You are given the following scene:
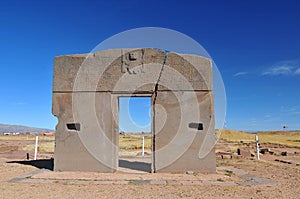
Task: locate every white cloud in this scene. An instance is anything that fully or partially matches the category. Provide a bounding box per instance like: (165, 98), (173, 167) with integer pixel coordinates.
(262, 60), (300, 76)
(262, 65), (294, 76)
(233, 71), (248, 77)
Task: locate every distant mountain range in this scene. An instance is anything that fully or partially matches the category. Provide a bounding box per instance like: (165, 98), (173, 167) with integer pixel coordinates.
(0, 123), (54, 134)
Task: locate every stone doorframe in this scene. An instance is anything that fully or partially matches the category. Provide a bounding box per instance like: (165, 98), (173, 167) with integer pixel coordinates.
(114, 93), (154, 172)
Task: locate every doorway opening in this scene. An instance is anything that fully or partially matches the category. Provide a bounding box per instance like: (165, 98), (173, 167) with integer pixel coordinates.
(118, 96), (152, 173)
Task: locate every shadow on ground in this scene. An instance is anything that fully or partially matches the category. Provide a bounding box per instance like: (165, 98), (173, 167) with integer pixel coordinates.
(119, 159), (151, 172)
(7, 159), (54, 170)
(7, 159), (151, 172)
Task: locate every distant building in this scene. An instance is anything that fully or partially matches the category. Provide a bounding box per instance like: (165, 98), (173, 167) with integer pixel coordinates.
(39, 132), (55, 136)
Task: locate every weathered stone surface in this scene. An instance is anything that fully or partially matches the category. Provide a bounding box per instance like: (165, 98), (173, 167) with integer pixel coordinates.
(53, 48), (215, 173)
(53, 48), (212, 92)
(53, 55), (86, 92)
(160, 53), (212, 91)
(53, 92), (117, 172)
(237, 148), (251, 157)
(154, 91), (216, 173)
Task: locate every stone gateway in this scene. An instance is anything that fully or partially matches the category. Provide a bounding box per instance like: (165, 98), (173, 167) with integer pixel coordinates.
(52, 48), (216, 173)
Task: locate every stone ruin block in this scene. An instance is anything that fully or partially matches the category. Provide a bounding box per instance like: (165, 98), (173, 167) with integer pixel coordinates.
(52, 48), (216, 173)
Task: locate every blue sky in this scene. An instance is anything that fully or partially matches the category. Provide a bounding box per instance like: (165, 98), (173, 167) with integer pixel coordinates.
(119, 97), (151, 133)
(0, 0), (300, 131)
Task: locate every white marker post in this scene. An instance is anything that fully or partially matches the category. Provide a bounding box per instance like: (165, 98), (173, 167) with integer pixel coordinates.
(256, 134), (260, 160)
(34, 135), (39, 160)
(142, 136), (145, 157)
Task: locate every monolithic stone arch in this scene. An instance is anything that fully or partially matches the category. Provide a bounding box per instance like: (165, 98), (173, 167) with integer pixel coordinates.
(52, 48), (216, 173)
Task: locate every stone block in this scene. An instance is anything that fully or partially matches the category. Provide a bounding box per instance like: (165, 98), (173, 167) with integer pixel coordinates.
(53, 48), (216, 173)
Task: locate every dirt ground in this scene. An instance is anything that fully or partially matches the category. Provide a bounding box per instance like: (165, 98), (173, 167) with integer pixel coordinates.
(0, 137), (299, 198)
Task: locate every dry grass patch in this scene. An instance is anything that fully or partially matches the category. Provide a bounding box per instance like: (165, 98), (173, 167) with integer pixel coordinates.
(119, 134), (151, 150)
(0, 145), (18, 153)
(0, 135), (54, 141)
(218, 129), (255, 143)
(258, 131), (300, 148)
(218, 129), (300, 148)
(22, 141), (55, 153)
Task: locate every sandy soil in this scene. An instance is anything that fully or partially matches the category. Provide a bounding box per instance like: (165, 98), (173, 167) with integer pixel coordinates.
(0, 139), (299, 199)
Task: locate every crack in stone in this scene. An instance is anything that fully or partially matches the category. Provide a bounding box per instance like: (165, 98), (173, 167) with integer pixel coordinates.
(152, 50), (168, 173)
(153, 50), (168, 103)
